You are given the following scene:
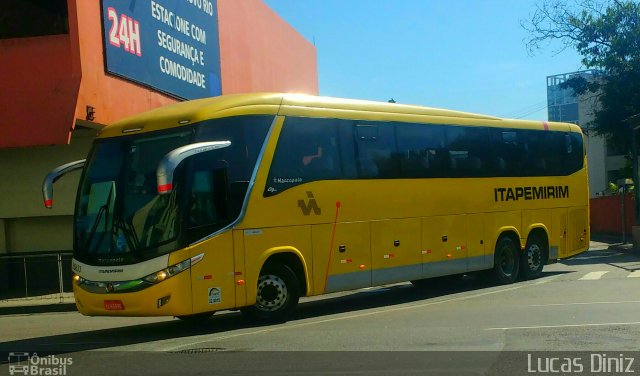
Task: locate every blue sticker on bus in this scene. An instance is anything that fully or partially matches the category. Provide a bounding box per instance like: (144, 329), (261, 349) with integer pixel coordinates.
(101, 0), (221, 100)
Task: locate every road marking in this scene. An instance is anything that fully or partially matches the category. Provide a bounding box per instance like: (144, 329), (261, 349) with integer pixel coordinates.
(166, 283), (529, 352)
(579, 271), (608, 280)
(628, 272), (640, 278)
(525, 300), (640, 307)
(487, 321), (640, 331)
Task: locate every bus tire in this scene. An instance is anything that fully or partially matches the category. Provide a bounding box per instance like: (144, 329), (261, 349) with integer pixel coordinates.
(520, 234), (545, 280)
(493, 236), (520, 284)
(241, 263), (300, 323)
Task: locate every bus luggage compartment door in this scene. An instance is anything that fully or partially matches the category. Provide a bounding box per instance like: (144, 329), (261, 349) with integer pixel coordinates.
(421, 215), (468, 278)
(371, 218), (422, 285)
(313, 221), (371, 294)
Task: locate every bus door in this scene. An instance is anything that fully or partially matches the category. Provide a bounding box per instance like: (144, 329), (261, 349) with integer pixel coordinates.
(422, 215), (468, 278)
(185, 166), (237, 313)
(189, 232), (237, 313)
(370, 218), (422, 285)
(312, 221), (371, 294)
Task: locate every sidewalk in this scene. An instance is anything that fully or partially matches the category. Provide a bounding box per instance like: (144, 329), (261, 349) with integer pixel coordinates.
(591, 233), (636, 253)
(0, 293), (76, 315)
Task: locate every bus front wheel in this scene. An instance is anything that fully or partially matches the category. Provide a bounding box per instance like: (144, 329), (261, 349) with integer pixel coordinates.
(241, 263), (300, 323)
(493, 237), (520, 284)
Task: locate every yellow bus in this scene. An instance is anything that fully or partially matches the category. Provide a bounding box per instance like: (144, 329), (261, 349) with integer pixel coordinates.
(43, 93), (589, 321)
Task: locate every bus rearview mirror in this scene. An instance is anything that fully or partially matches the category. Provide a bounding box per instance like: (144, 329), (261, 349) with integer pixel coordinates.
(42, 159), (86, 208)
(156, 141), (231, 195)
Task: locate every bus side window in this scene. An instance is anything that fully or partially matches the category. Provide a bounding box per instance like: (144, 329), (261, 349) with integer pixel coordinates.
(568, 132), (585, 173)
(395, 123), (445, 178)
(445, 125), (488, 177)
(355, 124), (398, 178)
(265, 117), (356, 196)
(189, 170), (217, 226)
(496, 130), (519, 177)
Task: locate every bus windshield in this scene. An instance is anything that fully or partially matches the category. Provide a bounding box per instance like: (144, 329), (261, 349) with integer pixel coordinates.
(74, 130), (193, 264)
(73, 115), (273, 265)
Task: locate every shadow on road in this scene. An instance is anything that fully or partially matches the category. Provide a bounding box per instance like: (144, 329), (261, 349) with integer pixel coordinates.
(560, 246), (640, 271)
(3, 244), (637, 357)
(0, 271), (568, 358)
(6, 242), (637, 357)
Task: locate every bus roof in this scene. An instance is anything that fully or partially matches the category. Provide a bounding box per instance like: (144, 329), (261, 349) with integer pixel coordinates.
(98, 93), (580, 138)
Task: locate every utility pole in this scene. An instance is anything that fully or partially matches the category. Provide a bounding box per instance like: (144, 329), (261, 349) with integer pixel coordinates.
(627, 113), (640, 226)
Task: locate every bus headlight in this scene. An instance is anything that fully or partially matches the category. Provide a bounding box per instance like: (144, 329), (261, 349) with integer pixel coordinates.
(143, 254), (203, 284)
(72, 273), (86, 284)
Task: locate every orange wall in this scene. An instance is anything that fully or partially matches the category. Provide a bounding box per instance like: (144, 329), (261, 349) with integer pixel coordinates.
(1, 0), (317, 148)
(218, 0), (318, 95)
(73, 1), (176, 127)
(0, 33), (80, 148)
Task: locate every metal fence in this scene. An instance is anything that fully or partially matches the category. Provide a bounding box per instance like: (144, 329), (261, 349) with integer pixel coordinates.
(0, 252), (73, 300)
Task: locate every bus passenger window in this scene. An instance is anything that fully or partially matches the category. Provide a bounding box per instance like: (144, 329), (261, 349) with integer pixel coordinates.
(265, 117), (355, 196)
(355, 123), (398, 178)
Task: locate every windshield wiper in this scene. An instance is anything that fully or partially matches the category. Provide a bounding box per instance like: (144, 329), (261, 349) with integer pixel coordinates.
(113, 216), (139, 252)
(84, 184), (114, 253)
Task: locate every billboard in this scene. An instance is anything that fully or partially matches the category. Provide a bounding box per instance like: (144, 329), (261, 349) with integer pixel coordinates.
(101, 0), (221, 100)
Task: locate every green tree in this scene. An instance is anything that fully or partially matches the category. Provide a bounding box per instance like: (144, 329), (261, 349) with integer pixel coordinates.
(522, 0), (640, 152)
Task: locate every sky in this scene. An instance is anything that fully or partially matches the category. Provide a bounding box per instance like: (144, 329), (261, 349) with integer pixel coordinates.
(262, 0), (585, 121)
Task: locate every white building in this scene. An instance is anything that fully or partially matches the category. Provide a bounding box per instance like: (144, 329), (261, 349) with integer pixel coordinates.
(546, 71), (626, 197)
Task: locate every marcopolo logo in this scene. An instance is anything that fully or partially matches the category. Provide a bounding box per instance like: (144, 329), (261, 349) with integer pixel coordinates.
(297, 191), (321, 216)
(7, 352), (73, 375)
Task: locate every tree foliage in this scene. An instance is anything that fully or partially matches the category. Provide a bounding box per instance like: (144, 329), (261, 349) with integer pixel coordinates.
(523, 0), (640, 152)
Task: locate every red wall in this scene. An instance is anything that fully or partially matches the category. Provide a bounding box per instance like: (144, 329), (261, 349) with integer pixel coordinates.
(0, 0), (318, 148)
(590, 193), (635, 235)
(72, 1), (177, 129)
(0, 33), (80, 148)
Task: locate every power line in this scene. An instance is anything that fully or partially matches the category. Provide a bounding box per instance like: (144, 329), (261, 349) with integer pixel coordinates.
(514, 104), (549, 119)
(505, 103), (546, 118)
(504, 100), (548, 119)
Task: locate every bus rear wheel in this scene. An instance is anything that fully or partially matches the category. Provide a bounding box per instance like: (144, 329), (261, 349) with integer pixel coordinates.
(520, 234), (546, 280)
(493, 236), (520, 284)
(241, 263), (300, 323)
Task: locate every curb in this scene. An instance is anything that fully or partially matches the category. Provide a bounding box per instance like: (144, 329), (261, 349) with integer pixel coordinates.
(0, 294), (77, 315)
(0, 302), (77, 316)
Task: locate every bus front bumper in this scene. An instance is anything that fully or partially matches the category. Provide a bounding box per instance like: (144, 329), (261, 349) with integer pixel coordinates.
(73, 271), (193, 317)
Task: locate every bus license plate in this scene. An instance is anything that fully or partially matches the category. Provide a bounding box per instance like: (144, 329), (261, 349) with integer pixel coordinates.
(104, 300), (124, 310)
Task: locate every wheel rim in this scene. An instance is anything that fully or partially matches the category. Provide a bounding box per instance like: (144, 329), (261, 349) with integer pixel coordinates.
(256, 274), (288, 312)
(527, 244), (542, 271)
(499, 245), (516, 276)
